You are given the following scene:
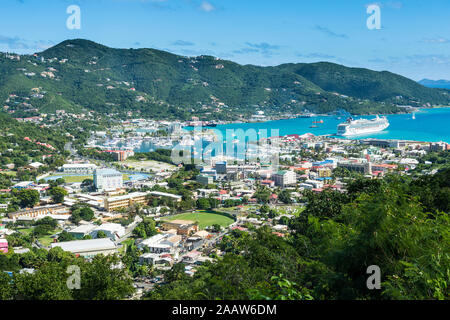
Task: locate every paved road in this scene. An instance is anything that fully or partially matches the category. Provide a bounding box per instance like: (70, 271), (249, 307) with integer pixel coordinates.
(64, 142), (77, 157)
(115, 216), (143, 244)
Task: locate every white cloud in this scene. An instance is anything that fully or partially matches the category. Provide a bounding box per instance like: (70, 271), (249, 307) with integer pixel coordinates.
(424, 37), (449, 44)
(200, 1), (215, 12)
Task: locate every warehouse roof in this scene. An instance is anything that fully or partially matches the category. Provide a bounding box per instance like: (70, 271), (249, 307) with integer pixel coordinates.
(50, 238), (116, 253)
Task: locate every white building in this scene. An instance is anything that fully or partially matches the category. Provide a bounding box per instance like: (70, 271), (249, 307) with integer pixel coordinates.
(93, 168), (123, 191)
(272, 170), (297, 187)
(50, 238), (117, 258)
(62, 163), (97, 174)
(138, 233), (181, 254)
(90, 223), (126, 241)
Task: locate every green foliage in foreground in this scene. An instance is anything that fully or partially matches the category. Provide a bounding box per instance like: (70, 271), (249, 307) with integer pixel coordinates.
(146, 169), (450, 300)
(0, 248), (134, 300)
(0, 169), (448, 301)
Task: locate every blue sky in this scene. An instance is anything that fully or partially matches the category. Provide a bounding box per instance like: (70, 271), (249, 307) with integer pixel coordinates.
(1, 0), (449, 80)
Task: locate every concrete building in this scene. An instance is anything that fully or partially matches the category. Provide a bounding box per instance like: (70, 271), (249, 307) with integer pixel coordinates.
(196, 174), (214, 186)
(62, 163), (97, 174)
(90, 223), (126, 241)
(318, 167), (332, 177)
(214, 161), (227, 174)
(161, 220), (198, 236)
(429, 142), (448, 152)
(104, 192), (148, 212)
(338, 161), (372, 174)
(50, 238), (117, 258)
(139, 233), (182, 254)
(272, 170), (297, 187)
(8, 205), (69, 220)
(68, 224), (96, 239)
(94, 168), (123, 191)
(103, 150), (134, 162)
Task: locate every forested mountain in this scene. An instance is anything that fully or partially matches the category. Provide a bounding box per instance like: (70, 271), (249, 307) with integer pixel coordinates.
(1, 39), (449, 120)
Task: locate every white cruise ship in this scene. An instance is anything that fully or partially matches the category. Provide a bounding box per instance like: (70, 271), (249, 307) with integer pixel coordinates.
(337, 115), (389, 136)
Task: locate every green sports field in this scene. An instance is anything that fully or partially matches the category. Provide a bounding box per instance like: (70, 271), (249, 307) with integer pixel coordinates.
(163, 211), (235, 229)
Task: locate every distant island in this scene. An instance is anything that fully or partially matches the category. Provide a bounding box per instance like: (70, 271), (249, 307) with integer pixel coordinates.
(418, 79), (450, 90)
(1, 39), (450, 121)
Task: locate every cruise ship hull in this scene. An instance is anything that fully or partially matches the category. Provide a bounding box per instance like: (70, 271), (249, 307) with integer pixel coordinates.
(337, 116), (389, 136)
(339, 123), (389, 136)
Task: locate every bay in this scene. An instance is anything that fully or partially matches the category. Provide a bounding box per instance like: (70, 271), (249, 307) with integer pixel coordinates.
(212, 107), (450, 143)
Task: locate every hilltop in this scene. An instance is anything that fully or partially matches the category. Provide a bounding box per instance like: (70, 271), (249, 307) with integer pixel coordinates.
(1, 39), (449, 120)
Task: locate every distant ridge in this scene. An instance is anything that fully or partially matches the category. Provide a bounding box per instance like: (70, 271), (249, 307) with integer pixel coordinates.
(418, 79), (450, 90)
(1, 39), (449, 120)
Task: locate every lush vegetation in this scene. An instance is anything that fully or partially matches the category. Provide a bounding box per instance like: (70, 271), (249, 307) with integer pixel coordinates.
(0, 247), (134, 300)
(147, 169), (450, 300)
(2, 39), (449, 121)
(163, 211), (235, 229)
(129, 149), (174, 165)
(0, 112), (68, 188)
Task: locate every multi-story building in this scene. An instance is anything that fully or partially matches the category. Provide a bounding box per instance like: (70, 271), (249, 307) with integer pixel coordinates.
(214, 161), (227, 174)
(196, 174), (214, 186)
(104, 192), (148, 212)
(429, 142), (448, 152)
(8, 205), (69, 220)
(318, 167), (332, 177)
(337, 161), (372, 174)
(94, 168), (123, 191)
(103, 150), (134, 162)
(272, 170), (297, 188)
(139, 233), (182, 254)
(62, 163), (97, 174)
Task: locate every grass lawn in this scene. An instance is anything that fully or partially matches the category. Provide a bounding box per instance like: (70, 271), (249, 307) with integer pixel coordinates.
(121, 238), (135, 247)
(163, 210), (235, 230)
(18, 227), (59, 246)
(39, 235), (55, 246)
(119, 239), (135, 255)
(18, 227), (33, 235)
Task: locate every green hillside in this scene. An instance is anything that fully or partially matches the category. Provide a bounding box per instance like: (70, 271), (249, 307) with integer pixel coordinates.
(1, 39), (449, 120)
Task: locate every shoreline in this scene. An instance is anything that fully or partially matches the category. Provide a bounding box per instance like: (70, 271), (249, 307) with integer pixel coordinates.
(181, 106), (450, 144)
(192, 106), (450, 127)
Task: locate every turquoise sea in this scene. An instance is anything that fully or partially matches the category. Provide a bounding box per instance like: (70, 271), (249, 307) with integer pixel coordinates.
(211, 107), (450, 143)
